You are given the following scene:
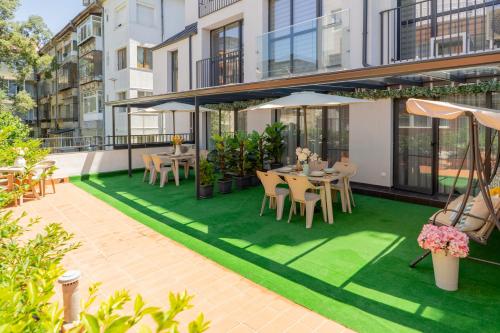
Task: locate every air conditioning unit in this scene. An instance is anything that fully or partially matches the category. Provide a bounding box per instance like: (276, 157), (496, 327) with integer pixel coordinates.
(82, 0), (96, 6)
(486, 9), (500, 48)
(430, 33), (467, 57)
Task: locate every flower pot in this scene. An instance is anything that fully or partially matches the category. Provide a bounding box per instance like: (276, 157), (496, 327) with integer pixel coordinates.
(234, 176), (250, 190)
(199, 184), (214, 198)
(302, 163), (310, 175)
(250, 175), (260, 187)
(174, 145), (182, 156)
(13, 156), (26, 168)
(432, 250), (459, 291)
(218, 178), (233, 194)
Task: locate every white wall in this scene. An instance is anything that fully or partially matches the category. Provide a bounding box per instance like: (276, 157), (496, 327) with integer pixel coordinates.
(48, 146), (168, 178)
(349, 98), (393, 187)
(246, 109), (272, 134)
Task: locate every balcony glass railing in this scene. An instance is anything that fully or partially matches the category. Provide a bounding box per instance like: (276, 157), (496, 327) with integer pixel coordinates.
(380, 0), (500, 64)
(257, 10), (350, 80)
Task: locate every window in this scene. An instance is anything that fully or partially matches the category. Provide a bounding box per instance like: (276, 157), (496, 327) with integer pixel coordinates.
(137, 90), (153, 97)
(115, 5), (126, 29)
(82, 91), (103, 117)
(117, 47), (127, 70)
(116, 91), (127, 100)
(137, 47), (152, 69)
(268, 0), (319, 76)
(136, 3), (154, 26)
(170, 50), (178, 92)
(77, 15), (102, 45)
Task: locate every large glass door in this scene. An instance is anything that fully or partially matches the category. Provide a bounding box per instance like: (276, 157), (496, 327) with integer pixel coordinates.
(393, 99), (435, 194)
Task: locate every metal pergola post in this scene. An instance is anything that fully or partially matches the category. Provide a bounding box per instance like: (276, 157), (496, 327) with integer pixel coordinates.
(195, 97), (201, 199)
(112, 106), (116, 148)
(127, 104), (132, 177)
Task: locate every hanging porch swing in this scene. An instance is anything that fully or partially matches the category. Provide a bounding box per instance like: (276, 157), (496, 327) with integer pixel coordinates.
(406, 98), (500, 267)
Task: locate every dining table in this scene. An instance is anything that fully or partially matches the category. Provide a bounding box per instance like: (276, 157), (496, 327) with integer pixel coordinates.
(157, 152), (194, 186)
(269, 166), (348, 224)
(0, 166), (25, 175)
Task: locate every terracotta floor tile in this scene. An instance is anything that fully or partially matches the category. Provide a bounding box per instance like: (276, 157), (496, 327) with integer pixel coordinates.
(9, 183), (353, 333)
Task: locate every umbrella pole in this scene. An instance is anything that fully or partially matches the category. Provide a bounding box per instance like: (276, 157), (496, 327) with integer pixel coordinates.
(127, 104), (132, 178)
(172, 111), (176, 135)
(302, 106), (308, 147)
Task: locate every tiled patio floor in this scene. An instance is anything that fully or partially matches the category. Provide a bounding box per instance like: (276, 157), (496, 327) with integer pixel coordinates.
(11, 183), (353, 333)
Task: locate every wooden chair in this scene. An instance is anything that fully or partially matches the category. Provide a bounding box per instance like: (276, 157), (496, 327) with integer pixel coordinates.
(151, 155), (173, 188)
(0, 173), (17, 206)
(142, 154), (153, 183)
(257, 171), (289, 220)
(331, 161), (358, 213)
(285, 175), (327, 228)
(310, 160), (328, 172)
(36, 160), (56, 195)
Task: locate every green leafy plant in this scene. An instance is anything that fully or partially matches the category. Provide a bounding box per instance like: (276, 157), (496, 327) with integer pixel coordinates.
(230, 131), (248, 177)
(264, 122), (287, 165)
(199, 158), (215, 186)
(212, 134), (232, 180)
(245, 131), (265, 175)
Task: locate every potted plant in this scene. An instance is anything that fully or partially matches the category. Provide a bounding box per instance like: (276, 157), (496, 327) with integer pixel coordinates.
(199, 158), (215, 198)
(295, 147), (319, 175)
(417, 224), (469, 291)
(231, 131), (250, 190)
(264, 122), (286, 170)
(246, 131), (264, 186)
(213, 134), (232, 194)
(172, 135), (183, 155)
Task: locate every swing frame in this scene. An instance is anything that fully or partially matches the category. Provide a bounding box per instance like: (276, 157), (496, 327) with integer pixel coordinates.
(410, 113), (500, 268)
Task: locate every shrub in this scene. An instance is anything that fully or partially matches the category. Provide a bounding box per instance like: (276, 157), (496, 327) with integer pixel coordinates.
(199, 158), (215, 186)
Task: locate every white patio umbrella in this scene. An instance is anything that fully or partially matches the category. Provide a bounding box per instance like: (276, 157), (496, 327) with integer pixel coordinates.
(130, 101), (213, 134)
(407, 98), (500, 131)
(245, 91), (371, 145)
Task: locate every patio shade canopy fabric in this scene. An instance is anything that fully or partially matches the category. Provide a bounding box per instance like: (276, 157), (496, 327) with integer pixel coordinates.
(129, 101), (213, 115)
(245, 91), (371, 110)
(407, 98), (500, 131)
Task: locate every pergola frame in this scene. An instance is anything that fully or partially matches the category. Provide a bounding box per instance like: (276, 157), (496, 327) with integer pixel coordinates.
(107, 52), (500, 199)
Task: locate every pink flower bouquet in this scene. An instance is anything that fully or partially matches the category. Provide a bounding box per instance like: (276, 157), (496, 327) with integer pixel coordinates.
(417, 224), (469, 258)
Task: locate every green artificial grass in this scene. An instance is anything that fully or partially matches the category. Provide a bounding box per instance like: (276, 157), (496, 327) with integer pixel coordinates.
(72, 171), (500, 333)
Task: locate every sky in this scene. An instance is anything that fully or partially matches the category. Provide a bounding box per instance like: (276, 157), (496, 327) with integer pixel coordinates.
(14, 0), (85, 35)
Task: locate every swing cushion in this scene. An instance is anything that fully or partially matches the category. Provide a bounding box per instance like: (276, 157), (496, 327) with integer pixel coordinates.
(458, 194), (500, 232)
(431, 195), (467, 225)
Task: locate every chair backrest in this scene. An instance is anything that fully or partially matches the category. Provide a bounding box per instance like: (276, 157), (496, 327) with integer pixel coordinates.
(310, 160), (328, 172)
(150, 155), (163, 172)
(257, 171), (285, 196)
(0, 173), (14, 191)
(142, 154), (152, 170)
(333, 161), (358, 177)
(284, 175), (314, 203)
(200, 149), (209, 159)
(180, 145), (190, 153)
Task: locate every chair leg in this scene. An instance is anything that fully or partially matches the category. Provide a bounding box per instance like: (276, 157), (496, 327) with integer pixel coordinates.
(50, 178), (56, 194)
(338, 189), (347, 213)
(160, 172), (166, 188)
(300, 203), (305, 216)
(349, 186), (356, 208)
(260, 195), (267, 216)
(287, 201), (295, 223)
(184, 162), (189, 179)
(31, 184), (40, 199)
(320, 189), (327, 222)
(305, 201), (316, 228)
(143, 169), (148, 182)
(276, 195), (285, 221)
(151, 172), (157, 185)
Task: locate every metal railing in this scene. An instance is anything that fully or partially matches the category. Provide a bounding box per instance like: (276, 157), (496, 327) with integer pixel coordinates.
(196, 50), (243, 88)
(256, 10), (351, 80)
(380, 0), (500, 64)
(198, 0), (241, 18)
(39, 133), (194, 153)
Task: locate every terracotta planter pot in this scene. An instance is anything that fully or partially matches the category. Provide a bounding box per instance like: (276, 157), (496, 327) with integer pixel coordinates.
(432, 250), (459, 291)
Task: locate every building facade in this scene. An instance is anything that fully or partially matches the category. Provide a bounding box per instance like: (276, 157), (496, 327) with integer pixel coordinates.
(146, 0), (499, 196)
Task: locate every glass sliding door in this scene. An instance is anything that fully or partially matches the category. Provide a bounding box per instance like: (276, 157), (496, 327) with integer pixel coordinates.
(327, 105), (349, 164)
(210, 21), (243, 86)
(299, 107), (323, 156)
(393, 99), (434, 194)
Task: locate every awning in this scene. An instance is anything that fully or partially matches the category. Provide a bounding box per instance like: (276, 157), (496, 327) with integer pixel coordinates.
(406, 98), (500, 131)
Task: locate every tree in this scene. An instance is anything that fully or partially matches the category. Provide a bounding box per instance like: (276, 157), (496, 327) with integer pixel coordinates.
(0, 0), (52, 113)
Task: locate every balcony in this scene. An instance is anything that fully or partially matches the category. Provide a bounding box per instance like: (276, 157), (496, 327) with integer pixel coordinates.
(256, 10), (350, 80)
(77, 15), (102, 46)
(196, 50), (243, 88)
(57, 62), (78, 91)
(198, 0), (241, 18)
(79, 50), (103, 85)
(380, 0), (500, 64)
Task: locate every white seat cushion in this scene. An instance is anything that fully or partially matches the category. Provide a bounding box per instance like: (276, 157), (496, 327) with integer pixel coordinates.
(458, 194), (500, 232)
(304, 192), (320, 202)
(275, 188), (289, 196)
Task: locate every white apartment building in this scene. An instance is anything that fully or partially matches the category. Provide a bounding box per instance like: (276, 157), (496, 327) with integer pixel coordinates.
(130, 0), (498, 197)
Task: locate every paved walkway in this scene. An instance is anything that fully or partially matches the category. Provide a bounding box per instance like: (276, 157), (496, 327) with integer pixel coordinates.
(12, 183), (354, 333)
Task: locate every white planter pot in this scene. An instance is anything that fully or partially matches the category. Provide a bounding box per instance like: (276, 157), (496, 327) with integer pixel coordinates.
(432, 250), (459, 291)
(13, 156), (26, 168)
(175, 145), (182, 156)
